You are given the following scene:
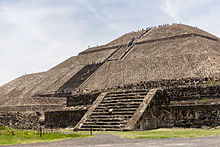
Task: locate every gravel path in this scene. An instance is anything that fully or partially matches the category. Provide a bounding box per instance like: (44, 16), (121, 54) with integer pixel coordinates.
(1, 134), (220, 147)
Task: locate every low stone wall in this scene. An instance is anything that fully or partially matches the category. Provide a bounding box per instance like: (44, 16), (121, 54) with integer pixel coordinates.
(67, 93), (100, 107)
(88, 77), (219, 93)
(158, 105), (220, 128)
(164, 84), (220, 101)
(123, 77), (218, 90)
(135, 84), (220, 130)
(0, 112), (41, 130)
(44, 110), (87, 128)
(135, 104), (220, 130)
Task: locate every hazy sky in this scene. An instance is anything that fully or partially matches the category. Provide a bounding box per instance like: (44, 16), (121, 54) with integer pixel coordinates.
(0, 0), (220, 86)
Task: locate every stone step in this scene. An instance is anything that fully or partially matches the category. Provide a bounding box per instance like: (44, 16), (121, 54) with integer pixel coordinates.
(94, 108), (137, 112)
(98, 101), (141, 106)
(97, 105), (139, 109)
(92, 111), (135, 115)
(90, 115), (132, 119)
(105, 94), (145, 98)
(81, 124), (123, 129)
(108, 90), (147, 95)
(91, 114), (134, 117)
(87, 117), (128, 121)
(106, 93), (147, 97)
(86, 118), (129, 123)
(104, 95), (145, 100)
(101, 99), (144, 103)
(74, 89), (152, 131)
(77, 128), (129, 131)
(83, 121), (127, 125)
(107, 92), (147, 95)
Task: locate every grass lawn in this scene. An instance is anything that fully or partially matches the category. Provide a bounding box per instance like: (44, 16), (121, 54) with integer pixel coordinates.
(0, 126), (91, 145)
(72, 128), (220, 139)
(2, 127), (220, 145)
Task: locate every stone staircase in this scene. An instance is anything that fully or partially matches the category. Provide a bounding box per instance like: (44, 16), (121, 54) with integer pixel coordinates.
(63, 29), (153, 91)
(74, 89), (158, 131)
(110, 28), (152, 61)
(58, 62), (103, 91)
(77, 46), (123, 89)
(110, 45), (133, 61)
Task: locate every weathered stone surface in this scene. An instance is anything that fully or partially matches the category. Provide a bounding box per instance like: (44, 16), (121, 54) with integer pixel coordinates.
(67, 93), (100, 107)
(134, 84), (220, 130)
(0, 112), (41, 130)
(1, 24), (220, 130)
(81, 53), (220, 90)
(44, 110), (87, 128)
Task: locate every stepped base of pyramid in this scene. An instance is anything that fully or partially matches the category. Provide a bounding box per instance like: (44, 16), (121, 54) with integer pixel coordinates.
(74, 89), (158, 131)
(1, 78), (220, 130)
(72, 80), (220, 131)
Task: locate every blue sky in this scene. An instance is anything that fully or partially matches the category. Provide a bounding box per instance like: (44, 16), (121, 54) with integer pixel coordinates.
(0, 0), (220, 86)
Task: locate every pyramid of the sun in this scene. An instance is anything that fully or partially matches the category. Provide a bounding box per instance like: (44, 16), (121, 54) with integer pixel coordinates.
(0, 23), (220, 108)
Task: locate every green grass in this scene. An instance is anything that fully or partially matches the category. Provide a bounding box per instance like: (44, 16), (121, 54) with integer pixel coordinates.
(72, 128), (220, 139)
(3, 127), (220, 145)
(0, 128), (91, 145)
(0, 126), (11, 131)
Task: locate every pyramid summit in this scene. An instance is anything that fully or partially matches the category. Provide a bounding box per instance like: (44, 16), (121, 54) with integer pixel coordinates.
(0, 23), (220, 130)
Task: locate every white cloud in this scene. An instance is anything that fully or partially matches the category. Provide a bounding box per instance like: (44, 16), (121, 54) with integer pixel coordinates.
(160, 0), (220, 37)
(160, 0), (181, 21)
(160, 0), (212, 22)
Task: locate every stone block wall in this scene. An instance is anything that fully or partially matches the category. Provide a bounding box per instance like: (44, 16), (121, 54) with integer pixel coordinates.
(135, 84), (220, 130)
(164, 85), (220, 101)
(135, 104), (220, 130)
(158, 105), (220, 128)
(0, 112), (41, 130)
(67, 93), (100, 107)
(44, 110), (87, 128)
(120, 77), (218, 90)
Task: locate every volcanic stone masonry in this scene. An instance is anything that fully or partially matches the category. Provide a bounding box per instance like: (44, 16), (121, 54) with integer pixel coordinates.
(1, 23), (220, 130)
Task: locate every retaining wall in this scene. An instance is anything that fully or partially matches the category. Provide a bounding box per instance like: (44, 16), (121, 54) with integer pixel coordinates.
(44, 110), (87, 128)
(0, 112), (41, 130)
